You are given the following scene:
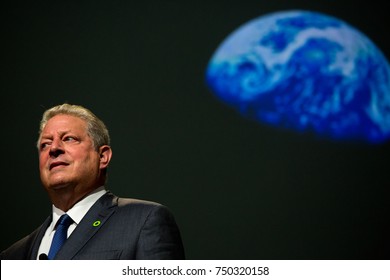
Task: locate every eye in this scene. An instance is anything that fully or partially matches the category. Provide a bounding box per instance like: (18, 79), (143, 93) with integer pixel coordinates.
(64, 136), (77, 142)
(40, 141), (51, 150)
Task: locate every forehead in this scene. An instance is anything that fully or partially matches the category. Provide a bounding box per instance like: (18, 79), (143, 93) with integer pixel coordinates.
(41, 114), (87, 135)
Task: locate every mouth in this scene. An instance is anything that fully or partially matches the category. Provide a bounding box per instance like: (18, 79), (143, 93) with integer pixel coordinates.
(49, 162), (69, 170)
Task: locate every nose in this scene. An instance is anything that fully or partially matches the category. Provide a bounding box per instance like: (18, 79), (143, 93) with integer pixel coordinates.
(49, 139), (65, 158)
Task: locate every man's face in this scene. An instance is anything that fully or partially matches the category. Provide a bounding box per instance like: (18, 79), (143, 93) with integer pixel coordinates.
(39, 114), (102, 193)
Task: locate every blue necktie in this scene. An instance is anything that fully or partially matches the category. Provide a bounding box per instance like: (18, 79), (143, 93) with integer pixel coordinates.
(48, 214), (73, 259)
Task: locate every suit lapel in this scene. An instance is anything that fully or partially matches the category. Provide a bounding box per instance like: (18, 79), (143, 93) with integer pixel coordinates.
(29, 216), (52, 259)
(55, 192), (118, 259)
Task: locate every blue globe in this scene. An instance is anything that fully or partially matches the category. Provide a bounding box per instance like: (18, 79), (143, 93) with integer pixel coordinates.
(206, 10), (390, 143)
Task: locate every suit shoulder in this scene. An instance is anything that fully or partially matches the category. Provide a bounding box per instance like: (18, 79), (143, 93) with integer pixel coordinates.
(115, 197), (175, 218)
(117, 197), (162, 208)
(1, 232), (35, 260)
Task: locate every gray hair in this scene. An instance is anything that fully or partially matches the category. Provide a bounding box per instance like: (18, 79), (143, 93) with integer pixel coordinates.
(37, 103), (110, 150)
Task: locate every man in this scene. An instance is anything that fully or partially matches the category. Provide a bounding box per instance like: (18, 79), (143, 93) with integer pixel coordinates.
(0, 103), (185, 259)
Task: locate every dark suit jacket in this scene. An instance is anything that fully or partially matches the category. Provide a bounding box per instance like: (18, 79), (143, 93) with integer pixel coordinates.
(0, 192), (185, 259)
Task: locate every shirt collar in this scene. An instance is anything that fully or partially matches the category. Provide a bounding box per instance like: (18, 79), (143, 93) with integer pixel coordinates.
(50, 186), (107, 231)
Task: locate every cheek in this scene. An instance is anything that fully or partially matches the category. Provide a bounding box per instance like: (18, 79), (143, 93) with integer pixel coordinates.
(74, 153), (99, 169)
(38, 154), (47, 170)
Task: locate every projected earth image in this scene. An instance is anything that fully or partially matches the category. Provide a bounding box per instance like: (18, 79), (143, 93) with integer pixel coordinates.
(206, 10), (390, 143)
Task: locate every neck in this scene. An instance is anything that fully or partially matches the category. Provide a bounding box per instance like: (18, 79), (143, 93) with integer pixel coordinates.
(48, 184), (99, 212)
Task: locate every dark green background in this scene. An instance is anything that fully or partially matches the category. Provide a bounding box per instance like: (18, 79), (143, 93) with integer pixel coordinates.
(1, 1), (389, 259)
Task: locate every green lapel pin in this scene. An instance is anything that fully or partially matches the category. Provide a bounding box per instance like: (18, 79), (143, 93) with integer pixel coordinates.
(93, 220), (101, 227)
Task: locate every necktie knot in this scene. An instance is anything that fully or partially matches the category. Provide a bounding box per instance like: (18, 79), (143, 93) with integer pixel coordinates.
(48, 214), (74, 259)
(57, 214), (73, 228)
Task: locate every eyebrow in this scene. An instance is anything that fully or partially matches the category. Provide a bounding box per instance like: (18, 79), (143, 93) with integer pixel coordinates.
(40, 130), (72, 140)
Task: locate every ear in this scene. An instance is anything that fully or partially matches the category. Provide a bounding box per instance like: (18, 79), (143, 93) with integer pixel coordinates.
(98, 145), (112, 169)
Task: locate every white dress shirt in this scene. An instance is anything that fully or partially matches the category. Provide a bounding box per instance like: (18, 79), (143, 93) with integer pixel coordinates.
(37, 186), (107, 259)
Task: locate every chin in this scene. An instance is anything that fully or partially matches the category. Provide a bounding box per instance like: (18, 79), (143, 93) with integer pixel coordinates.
(47, 181), (73, 191)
